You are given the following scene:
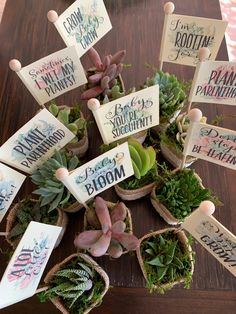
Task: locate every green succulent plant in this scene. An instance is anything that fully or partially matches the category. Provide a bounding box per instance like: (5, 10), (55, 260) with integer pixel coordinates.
(144, 70), (187, 122)
(7, 198), (58, 247)
(140, 231), (193, 293)
(49, 102), (86, 143)
(102, 79), (125, 104)
(31, 150), (80, 212)
(38, 257), (105, 314)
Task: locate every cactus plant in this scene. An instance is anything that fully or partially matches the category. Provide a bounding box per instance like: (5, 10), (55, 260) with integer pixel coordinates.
(74, 196), (139, 258)
(81, 47), (126, 100)
(31, 150), (80, 212)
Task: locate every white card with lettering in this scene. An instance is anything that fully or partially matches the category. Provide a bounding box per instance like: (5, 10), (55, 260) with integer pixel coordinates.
(52, 0), (112, 56)
(90, 86), (159, 144)
(0, 109), (75, 174)
(189, 61), (236, 105)
(0, 222), (62, 309)
(0, 163), (26, 223)
(17, 46), (87, 106)
(182, 210), (236, 277)
(160, 14), (227, 67)
(183, 122), (236, 170)
(64, 142), (134, 203)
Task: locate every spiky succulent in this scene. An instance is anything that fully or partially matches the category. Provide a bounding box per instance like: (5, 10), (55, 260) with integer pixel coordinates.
(81, 47), (126, 100)
(144, 70), (187, 122)
(31, 150), (80, 212)
(74, 197), (139, 258)
(49, 102), (86, 143)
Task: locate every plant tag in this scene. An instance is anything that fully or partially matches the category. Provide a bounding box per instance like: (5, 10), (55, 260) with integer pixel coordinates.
(0, 163), (26, 223)
(51, 0), (112, 56)
(89, 86), (159, 144)
(63, 142), (134, 203)
(13, 46), (87, 106)
(0, 109), (75, 174)
(182, 210), (236, 277)
(183, 122), (236, 170)
(0, 222), (62, 309)
(189, 61), (236, 105)
(160, 14), (227, 67)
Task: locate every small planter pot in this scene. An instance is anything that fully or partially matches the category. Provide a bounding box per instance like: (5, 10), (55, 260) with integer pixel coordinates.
(43, 253), (109, 314)
(84, 201), (133, 256)
(130, 129), (147, 144)
(61, 200), (84, 213)
(152, 108), (182, 133)
(114, 182), (155, 201)
(5, 199), (68, 249)
(136, 228), (194, 293)
(150, 169), (205, 225)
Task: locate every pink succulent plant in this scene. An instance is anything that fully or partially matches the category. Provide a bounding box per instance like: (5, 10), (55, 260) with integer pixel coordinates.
(74, 196), (139, 258)
(81, 47), (126, 100)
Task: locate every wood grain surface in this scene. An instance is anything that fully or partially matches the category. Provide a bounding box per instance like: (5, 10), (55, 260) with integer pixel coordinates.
(0, 0), (235, 313)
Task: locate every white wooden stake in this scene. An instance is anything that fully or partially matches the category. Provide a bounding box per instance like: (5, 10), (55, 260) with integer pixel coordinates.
(0, 232), (9, 236)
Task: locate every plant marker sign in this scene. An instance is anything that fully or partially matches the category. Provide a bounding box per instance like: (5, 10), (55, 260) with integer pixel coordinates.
(0, 109), (75, 174)
(182, 201), (236, 277)
(183, 121), (236, 170)
(189, 60), (236, 106)
(9, 46), (87, 107)
(47, 0), (112, 57)
(159, 2), (227, 68)
(0, 222), (62, 309)
(87, 85), (159, 144)
(0, 163), (26, 223)
(56, 142), (134, 203)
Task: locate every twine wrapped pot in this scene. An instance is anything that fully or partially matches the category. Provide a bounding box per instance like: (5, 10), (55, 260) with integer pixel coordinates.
(84, 201), (133, 256)
(136, 228), (194, 292)
(44, 253), (109, 314)
(150, 170), (205, 225)
(114, 181), (155, 201)
(5, 199), (68, 249)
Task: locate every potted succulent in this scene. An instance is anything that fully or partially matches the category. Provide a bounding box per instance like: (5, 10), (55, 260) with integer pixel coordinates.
(49, 102), (88, 157)
(5, 198), (68, 249)
(144, 70), (187, 132)
(74, 196), (139, 258)
(150, 168), (220, 225)
(136, 228), (194, 294)
(114, 139), (157, 200)
(31, 150), (83, 213)
(39, 253), (109, 314)
(160, 112), (207, 168)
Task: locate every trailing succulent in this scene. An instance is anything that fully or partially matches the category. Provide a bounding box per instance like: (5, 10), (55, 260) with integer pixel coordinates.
(140, 231), (193, 293)
(49, 102), (86, 143)
(39, 257), (105, 313)
(155, 169), (219, 220)
(81, 47), (126, 100)
(31, 150), (80, 212)
(74, 196), (139, 258)
(144, 70), (187, 122)
(8, 198), (58, 246)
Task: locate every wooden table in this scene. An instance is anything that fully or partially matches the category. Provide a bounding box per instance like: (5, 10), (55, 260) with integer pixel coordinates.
(0, 0), (235, 313)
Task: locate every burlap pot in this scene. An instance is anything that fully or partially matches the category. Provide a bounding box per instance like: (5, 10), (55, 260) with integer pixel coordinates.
(5, 199), (68, 249)
(44, 253), (109, 314)
(150, 169), (205, 225)
(136, 228), (194, 293)
(114, 182), (155, 201)
(83, 201), (133, 256)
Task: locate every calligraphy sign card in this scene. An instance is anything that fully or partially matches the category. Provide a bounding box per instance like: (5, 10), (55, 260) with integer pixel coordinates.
(89, 85), (159, 145)
(189, 61), (236, 105)
(0, 163), (26, 223)
(182, 209), (236, 277)
(160, 14), (227, 66)
(64, 142), (134, 203)
(0, 222), (62, 309)
(183, 122), (236, 170)
(0, 109), (75, 174)
(13, 46), (87, 106)
(50, 0), (112, 57)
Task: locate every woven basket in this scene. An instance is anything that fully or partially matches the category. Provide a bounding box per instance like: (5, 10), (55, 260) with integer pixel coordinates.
(114, 182), (155, 201)
(44, 253), (109, 314)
